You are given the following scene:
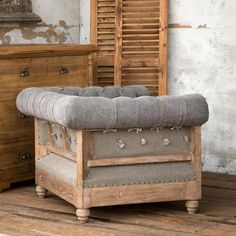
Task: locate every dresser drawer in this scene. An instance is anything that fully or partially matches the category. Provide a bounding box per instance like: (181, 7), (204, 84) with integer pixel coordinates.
(0, 100), (34, 142)
(0, 55), (90, 101)
(0, 139), (34, 168)
(0, 44), (95, 191)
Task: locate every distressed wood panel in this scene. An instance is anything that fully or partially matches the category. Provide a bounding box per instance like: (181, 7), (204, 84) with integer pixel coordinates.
(0, 56), (90, 101)
(36, 168), (76, 206)
(84, 181), (199, 208)
(0, 172), (236, 235)
(0, 100), (33, 142)
(0, 44), (95, 192)
(91, 0), (168, 95)
(91, 0), (116, 86)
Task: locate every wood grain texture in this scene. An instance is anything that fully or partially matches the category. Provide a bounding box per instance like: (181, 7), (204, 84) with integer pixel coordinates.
(0, 161), (34, 192)
(91, 0), (168, 95)
(117, 0), (168, 96)
(76, 131), (93, 208)
(34, 119), (48, 161)
(35, 126), (201, 221)
(159, 0), (168, 95)
(0, 56), (90, 101)
(90, 0), (98, 85)
(0, 172), (234, 235)
(0, 44), (95, 191)
(47, 145), (76, 162)
(190, 127), (202, 200)
(0, 138), (34, 168)
(0, 44), (97, 59)
(91, 0), (116, 86)
(114, 0), (123, 86)
(36, 168), (76, 206)
(84, 181), (199, 208)
(46, 122), (77, 162)
(87, 154), (192, 167)
(0, 100), (33, 142)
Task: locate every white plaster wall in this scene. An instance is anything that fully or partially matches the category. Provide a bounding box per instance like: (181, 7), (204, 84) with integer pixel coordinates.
(80, 0), (90, 44)
(0, 0), (80, 44)
(79, 0), (236, 174)
(168, 0), (236, 174)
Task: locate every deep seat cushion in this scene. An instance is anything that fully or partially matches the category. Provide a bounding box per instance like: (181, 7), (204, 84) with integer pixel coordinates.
(16, 86), (209, 130)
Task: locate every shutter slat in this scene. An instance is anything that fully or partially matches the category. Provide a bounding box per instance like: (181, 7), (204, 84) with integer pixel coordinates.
(114, 0), (168, 96)
(91, 0), (168, 94)
(91, 0), (116, 86)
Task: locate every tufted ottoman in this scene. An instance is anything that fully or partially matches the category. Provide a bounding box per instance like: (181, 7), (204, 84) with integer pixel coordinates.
(16, 86), (209, 223)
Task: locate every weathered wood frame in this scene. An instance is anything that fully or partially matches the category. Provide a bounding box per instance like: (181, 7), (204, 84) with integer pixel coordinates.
(0, 44), (96, 192)
(35, 119), (202, 223)
(90, 0), (169, 95)
(159, 0), (169, 95)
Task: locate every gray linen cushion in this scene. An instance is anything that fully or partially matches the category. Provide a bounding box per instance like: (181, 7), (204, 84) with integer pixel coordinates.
(16, 86), (209, 130)
(43, 85), (149, 98)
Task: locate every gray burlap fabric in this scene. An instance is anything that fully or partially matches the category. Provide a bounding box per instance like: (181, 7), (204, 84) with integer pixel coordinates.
(16, 86), (209, 130)
(36, 153), (196, 188)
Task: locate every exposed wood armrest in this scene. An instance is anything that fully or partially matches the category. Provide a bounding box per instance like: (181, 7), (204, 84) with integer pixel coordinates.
(87, 154), (192, 168)
(76, 131), (93, 207)
(0, 44), (97, 59)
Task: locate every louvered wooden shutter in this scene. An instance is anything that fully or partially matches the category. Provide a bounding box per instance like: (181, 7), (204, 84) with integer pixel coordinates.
(91, 0), (168, 95)
(91, 0), (116, 86)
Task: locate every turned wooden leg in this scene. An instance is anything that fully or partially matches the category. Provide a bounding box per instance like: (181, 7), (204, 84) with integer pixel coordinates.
(36, 186), (47, 199)
(186, 200), (199, 214)
(76, 208), (90, 223)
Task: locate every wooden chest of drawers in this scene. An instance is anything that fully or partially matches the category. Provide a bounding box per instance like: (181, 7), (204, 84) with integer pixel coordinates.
(0, 44), (96, 191)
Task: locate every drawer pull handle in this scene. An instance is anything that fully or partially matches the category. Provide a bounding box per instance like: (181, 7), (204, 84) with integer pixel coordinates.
(20, 69), (30, 77)
(21, 113), (27, 119)
(59, 67), (69, 75)
(21, 153), (32, 161)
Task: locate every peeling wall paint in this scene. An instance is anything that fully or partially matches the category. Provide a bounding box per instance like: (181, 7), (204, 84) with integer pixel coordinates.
(80, 0), (236, 175)
(0, 0), (80, 44)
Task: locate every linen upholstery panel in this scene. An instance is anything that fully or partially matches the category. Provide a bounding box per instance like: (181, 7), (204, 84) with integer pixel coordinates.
(36, 153), (196, 188)
(92, 128), (191, 159)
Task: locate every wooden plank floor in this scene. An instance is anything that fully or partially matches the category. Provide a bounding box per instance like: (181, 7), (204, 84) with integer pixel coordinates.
(0, 172), (235, 236)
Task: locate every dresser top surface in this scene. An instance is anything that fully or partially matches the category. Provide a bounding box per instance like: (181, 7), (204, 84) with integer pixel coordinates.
(0, 44), (97, 59)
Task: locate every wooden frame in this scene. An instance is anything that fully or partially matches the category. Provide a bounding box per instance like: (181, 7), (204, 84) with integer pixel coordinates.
(35, 119), (202, 223)
(0, 44), (96, 192)
(91, 0), (169, 96)
(159, 0), (169, 95)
